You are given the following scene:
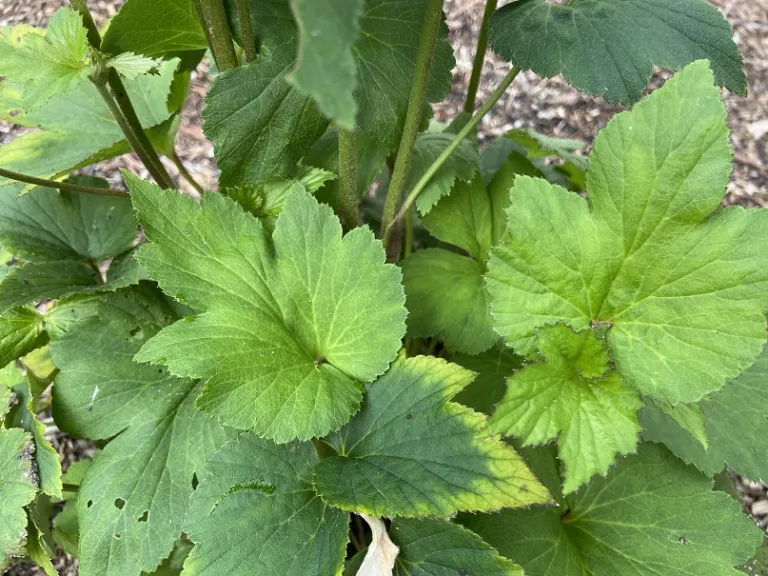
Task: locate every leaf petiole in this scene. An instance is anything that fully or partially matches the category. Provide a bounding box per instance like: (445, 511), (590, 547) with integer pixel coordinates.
(0, 167), (129, 197)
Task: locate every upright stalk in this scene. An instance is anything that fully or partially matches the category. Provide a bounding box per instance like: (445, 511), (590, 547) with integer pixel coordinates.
(379, 0), (445, 259)
(193, 0), (239, 71)
(170, 149), (206, 195)
(464, 0), (498, 113)
(70, 0), (175, 189)
(337, 129), (361, 228)
(234, 0), (258, 63)
(385, 66), (521, 238)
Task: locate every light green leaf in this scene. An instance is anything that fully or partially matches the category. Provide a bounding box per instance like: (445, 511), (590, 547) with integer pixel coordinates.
(24, 513), (57, 576)
(485, 62), (768, 405)
(491, 325), (643, 493)
(101, 0), (207, 58)
(452, 346), (522, 416)
(52, 460), (90, 557)
(642, 345), (768, 481)
(0, 8), (91, 109)
(408, 132), (480, 215)
(183, 432), (349, 576)
(0, 428), (37, 571)
(651, 398), (708, 450)
(389, 519), (522, 576)
(108, 52), (164, 79)
(402, 249), (495, 355)
(288, 0), (364, 129)
(0, 59), (179, 187)
(5, 373), (63, 498)
(51, 288), (231, 576)
(313, 355), (551, 517)
(128, 175), (406, 442)
(462, 443), (762, 576)
(503, 129), (587, 170)
(0, 307), (46, 367)
(489, 0), (746, 104)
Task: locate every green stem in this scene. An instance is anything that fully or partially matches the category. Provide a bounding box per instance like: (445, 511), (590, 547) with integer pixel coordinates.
(193, 0), (239, 71)
(404, 205), (414, 258)
(170, 149), (206, 195)
(234, 0), (258, 62)
(385, 66), (520, 238)
(69, 0), (102, 48)
(107, 70), (176, 189)
(0, 167), (129, 197)
(338, 128), (361, 228)
(93, 78), (174, 189)
(71, 0), (175, 189)
(379, 0), (445, 260)
(464, 0), (498, 113)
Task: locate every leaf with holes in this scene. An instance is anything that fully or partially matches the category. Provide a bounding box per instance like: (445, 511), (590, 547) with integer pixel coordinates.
(485, 62), (768, 406)
(183, 432), (349, 576)
(489, 0), (746, 104)
(50, 287), (231, 576)
(128, 174), (406, 442)
(313, 355), (551, 517)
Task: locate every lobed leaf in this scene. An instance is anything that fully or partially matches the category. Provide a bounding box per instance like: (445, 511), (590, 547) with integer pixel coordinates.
(485, 61), (768, 405)
(183, 432), (349, 576)
(488, 0), (746, 104)
(0, 307), (46, 368)
(462, 443), (763, 576)
(313, 355), (551, 517)
(491, 324), (643, 494)
(128, 175), (406, 442)
(0, 428), (37, 571)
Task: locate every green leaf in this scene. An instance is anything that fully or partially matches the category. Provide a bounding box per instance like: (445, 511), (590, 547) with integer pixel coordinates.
(52, 460), (91, 557)
(108, 52), (164, 79)
(210, 0), (454, 185)
(0, 59), (179, 187)
(313, 355), (551, 517)
(452, 346), (522, 416)
(485, 62), (768, 405)
(491, 324), (643, 493)
(489, 0), (746, 104)
(288, 0), (364, 129)
(203, 50), (330, 187)
(101, 0), (207, 58)
(5, 373), (63, 498)
(0, 428), (37, 571)
(462, 443), (763, 576)
(389, 519), (523, 576)
(642, 345), (768, 480)
(407, 132), (480, 215)
(128, 175), (406, 442)
(183, 432), (349, 576)
(0, 307), (46, 367)
(24, 512), (57, 576)
(650, 398), (708, 450)
(51, 288), (231, 576)
(402, 249), (495, 355)
(0, 8), (91, 109)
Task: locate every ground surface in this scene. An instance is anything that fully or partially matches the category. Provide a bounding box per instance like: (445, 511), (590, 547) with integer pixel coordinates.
(1, 0), (767, 574)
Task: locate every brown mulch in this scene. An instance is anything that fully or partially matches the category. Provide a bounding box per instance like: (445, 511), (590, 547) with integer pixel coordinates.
(1, 1), (767, 575)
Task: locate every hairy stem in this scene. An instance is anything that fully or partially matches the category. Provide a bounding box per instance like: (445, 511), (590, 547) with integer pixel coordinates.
(379, 0), (445, 260)
(464, 0), (498, 113)
(0, 167), (129, 197)
(234, 0), (258, 62)
(93, 78), (175, 189)
(107, 70), (176, 189)
(193, 0), (239, 71)
(170, 149), (206, 195)
(338, 128), (362, 228)
(71, 0), (175, 188)
(385, 66), (520, 237)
